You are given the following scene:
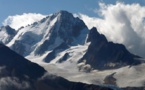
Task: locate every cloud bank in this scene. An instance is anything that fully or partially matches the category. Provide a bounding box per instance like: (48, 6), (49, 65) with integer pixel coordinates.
(3, 13), (46, 30)
(0, 66), (31, 90)
(78, 2), (145, 57)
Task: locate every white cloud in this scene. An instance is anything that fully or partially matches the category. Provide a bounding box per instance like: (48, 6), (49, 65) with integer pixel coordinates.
(0, 66), (31, 90)
(78, 2), (145, 57)
(0, 77), (30, 90)
(3, 13), (47, 30)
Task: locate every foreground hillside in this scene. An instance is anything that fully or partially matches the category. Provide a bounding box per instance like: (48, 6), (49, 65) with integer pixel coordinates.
(0, 43), (116, 90)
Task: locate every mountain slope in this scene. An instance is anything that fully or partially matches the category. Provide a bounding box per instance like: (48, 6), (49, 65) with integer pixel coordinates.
(7, 11), (88, 60)
(0, 43), (115, 90)
(0, 43), (46, 79)
(3, 11), (142, 70)
(0, 10), (144, 89)
(79, 27), (141, 70)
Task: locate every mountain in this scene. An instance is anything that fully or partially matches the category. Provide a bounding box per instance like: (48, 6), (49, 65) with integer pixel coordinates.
(2, 10), (141, 70)
(0, 43), (115, 90)
(79, 27), (142, 70)
(0, 25), (16, 44)
(0, 10), (144, 89)
(0, 10), (141, 70)
(7, 11), (88, 57)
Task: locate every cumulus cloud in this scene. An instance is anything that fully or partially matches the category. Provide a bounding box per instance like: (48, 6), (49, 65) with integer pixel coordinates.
(3, 13), (47, 30)
(78, 2), (145, 57)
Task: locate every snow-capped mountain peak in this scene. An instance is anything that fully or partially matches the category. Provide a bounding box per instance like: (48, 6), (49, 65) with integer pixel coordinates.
(7, 11), (89, 62)
(3, 11), (142, 70)
(0, 11), (144, 89)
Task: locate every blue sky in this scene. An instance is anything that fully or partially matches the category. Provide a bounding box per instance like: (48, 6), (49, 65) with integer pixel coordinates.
(0, 0), (145, 26)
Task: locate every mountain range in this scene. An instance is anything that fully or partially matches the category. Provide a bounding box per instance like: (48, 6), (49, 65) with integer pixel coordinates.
(1, 11), (142, 69)
(0, 10), (144, 90)
(0, 43), (116, 90)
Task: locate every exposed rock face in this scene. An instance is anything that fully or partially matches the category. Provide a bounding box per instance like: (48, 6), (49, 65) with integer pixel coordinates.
(1, 11), (142, 70)
(44, 42), (69, 62)
(79, 27), (141, 70)
(104, 73), (117, 85)
(0, 25), (16, 44)
(7, 11), (88, 62)
(35, 11), (88, 55)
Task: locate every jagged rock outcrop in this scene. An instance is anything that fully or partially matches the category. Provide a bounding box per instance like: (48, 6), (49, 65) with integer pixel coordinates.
(79, 27), (141, 70)
(0, 25), (16, 44)
(104, 73), (117, 85)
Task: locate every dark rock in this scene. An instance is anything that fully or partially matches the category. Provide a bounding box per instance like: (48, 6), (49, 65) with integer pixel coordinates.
(4, 25), (16, 35)
(0, 44), (46, 79)
(10, 40), (26, 56)
(44, 42), (69, 62)
(122, 87), (145, 90)
(79, 27), (141, 70)
(58, 53), (70, 63)
(0, 25), (16, 44)
(104, 72), (117, 85)
(35, 10), (88, 55)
